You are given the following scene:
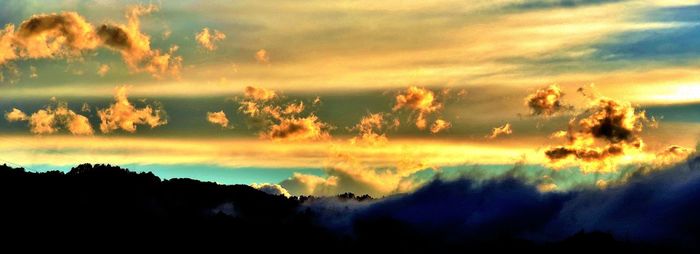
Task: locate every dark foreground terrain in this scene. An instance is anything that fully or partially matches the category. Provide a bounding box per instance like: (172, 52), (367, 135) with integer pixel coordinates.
(0, 162), (697, 252)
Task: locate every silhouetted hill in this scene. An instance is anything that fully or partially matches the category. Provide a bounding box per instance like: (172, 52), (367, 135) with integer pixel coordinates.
(0, 163), (691, 252)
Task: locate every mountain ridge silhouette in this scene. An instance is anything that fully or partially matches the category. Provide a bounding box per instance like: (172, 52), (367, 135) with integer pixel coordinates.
(0, 163), (685, 252)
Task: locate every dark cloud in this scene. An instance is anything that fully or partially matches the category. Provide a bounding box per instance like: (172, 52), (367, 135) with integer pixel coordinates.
(356, 178), (569, 240)
(305, 155), (700, 249)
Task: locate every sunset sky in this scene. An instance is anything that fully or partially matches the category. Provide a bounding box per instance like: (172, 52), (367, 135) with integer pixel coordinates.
(1, 0), (699, 197)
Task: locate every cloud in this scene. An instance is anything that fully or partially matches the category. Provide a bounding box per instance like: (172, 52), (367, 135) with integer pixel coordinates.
(281, 101), (304, 115)
(195, 27), (226, 51)
(238, 101), (261, 117)
(250, 183), (291, 197)
(280, 173), (339, 196)
(29, 66), (37, 78)
(487, 123), (512, 139)
(301, 155), (700, 247)
(0, 5), (181, 78)
(652, 145), (694, 167)
(544, 97), (652, 173)
(261, 115), (330, 141)
(281, 152), (428, 197)
(430, 119), (451, 134)
(0, 25), (18, 65)
(97, 85), (167, 133)
(97, 64), (110, 77)
(525, 84), (570, 117)
(5, 102), (93, 135)
(236, 86), (332, 141)
(244, 86), (277, 101)
(353, 178), (568, 241)
(206, 110), (230, 128)
(392, 86), (444, 130)
(81, 102), (91, 112)
(349, 113), (389, 145)
(12, 12), (99, 60)
(255, 49), (270, 64)
(5, 108), (28, 122)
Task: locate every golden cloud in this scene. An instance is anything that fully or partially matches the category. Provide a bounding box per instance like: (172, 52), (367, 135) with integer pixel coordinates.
(393, 86), (443, 130)
(349, 113), (389, 145)
(97, 64), (110, 77)
(488, 123), (512, 139)
(98, 86), (167, 133)
(651, 145), (694, 168)
(525, 84), (569, 117)
(5, 108), (28, 122)
(5, 103), (93, 135)
(244, 86), (277, 101)
(544, 97), (652, 173)
(430, 119), (451, 134)
(261, 115), (330, 141)
(236, 86), (331, 142)
(281, 151), (428, 196)
(206, 110), (230, 128)
(0, 5), (181, 78)
(195, 27), (226, 51)
(255, 49), (270, 64)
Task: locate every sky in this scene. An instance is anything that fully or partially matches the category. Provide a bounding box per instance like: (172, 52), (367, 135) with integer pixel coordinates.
(0, 0), (699, 197)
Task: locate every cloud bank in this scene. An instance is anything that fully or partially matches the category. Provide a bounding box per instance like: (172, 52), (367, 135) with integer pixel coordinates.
(303, 155), (700, 249)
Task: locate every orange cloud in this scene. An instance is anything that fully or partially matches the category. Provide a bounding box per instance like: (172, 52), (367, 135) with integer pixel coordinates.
(488, 123), (512, 139)
(97, 64), (110, 76)
(430, 119), (451, 134)
(5, 108), (28, 122)
(5, 103), (93, 135)
(195, 27), (226, 51)
(0, 25), (18, 65)
(651, 145), (694, 168)
(236, 86), (331, 141)
(0, 5), (181, 78)
(282, 101), (304, 115)
(525, 84), (570, 117)
(350, 113), (389, 145)
(255, 49), (270, 64)
(393, 86), (443, 130)
(261, 115), (330, 141)
(98, 86), (167, 133)
(244, 86), (277, 101)
(13, 12), (100, 60)
(544, 97), (652, 173)
(206, 111), (230, 128)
